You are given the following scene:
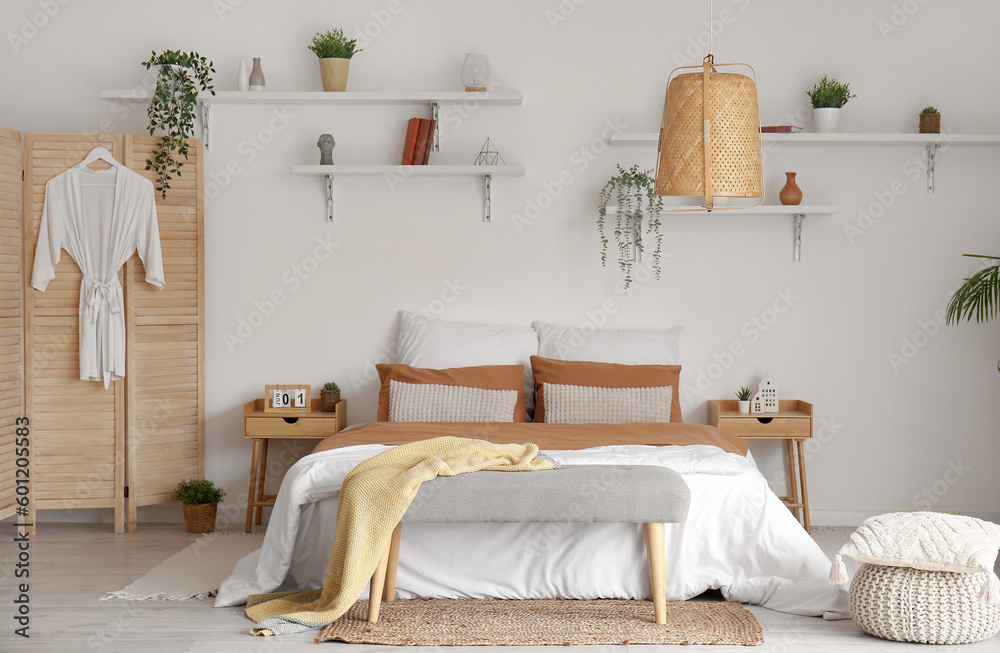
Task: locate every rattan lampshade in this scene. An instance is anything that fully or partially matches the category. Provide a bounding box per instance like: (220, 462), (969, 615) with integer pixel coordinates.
(655, 56), (763, 210)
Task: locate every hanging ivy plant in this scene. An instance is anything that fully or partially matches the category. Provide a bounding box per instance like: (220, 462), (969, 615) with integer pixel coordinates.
(141, 50), (215, 199)
(597, 165), (663, 288)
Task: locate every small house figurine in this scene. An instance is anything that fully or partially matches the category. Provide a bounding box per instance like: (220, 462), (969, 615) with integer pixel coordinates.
(750, 372), (779, 414)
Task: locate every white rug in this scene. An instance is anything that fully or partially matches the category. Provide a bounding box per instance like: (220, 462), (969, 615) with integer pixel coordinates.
(102, 532), (262, 601)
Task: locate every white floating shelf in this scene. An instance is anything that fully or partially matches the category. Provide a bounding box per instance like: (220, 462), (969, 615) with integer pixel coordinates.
(292, 165), (525, 223)
(101, 90), (523, 105)
(608, 132), (1000, 145)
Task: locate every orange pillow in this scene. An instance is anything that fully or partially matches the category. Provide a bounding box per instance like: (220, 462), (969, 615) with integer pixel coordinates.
(530, 355), (682, 423)
(376, 363), (527, 422)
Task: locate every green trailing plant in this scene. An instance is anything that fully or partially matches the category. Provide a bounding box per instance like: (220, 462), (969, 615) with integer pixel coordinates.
(308, 29), (362, 59)
(946, 254), (1000, 371)
(736, 386), (752, 401)
(323, 381), (340, 392)
(806, 75), (856, 109)
(921, 106), (940, 115)
(142, 50), (215, 199)
(597, 165), (663, 288)
(172, 478), (226, 505)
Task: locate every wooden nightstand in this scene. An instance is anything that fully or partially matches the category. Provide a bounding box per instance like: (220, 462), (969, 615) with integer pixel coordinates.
(243, 398), (346, 532)
(708, 399), (813, 532)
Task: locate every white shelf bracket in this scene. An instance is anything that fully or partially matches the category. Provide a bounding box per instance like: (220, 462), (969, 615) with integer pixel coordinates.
(793, 214), (804, 262)
(484, 174), (492, 223)
(431, 102), (440, 152)
(201, 102), (212, 150)
(926, 143), (939, 193)
(325, 174), (335, 222)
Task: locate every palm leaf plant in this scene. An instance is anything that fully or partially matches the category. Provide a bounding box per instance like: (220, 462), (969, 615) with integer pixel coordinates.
(597, 165), (663, 288)
(142, 50), (215, 199)
(946, 254), (1000, 371)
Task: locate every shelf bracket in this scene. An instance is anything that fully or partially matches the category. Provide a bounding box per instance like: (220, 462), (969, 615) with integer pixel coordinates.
(484, 174), (492, 223)
(793, 214), (804, 262)
(431, 102), (440, 152)
(926, 143), (939, 193)
(325, 174), (335, 222)
(201, 102), (212, 150)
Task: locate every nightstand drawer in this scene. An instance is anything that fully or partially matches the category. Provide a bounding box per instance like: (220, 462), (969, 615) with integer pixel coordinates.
(245, 416), (340, 438)
(717, 416), (811, 439)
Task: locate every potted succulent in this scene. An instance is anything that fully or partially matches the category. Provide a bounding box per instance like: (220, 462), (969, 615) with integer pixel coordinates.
(947, 254), (1000, 371)
(920, 106), (941, 134)
(597, 165), (664, 289)
(806, 75), (856, 133)
(172, 478), (226, 533)
(320, 381), (341, 412)
(308, 28), (362, 92)
(736, 386), (753, 414)
(141, 50), (215, 199)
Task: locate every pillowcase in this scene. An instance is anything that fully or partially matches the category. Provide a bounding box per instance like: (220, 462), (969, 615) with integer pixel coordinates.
(542, 382), (672, 424)
(830, 512), (1000, 601)
(530, 355), (682, 423)
(376, 363), (527, 422)
(397, 312), (539, 417)
(533, 321), (683, 365)
(388, 380), (518, 422)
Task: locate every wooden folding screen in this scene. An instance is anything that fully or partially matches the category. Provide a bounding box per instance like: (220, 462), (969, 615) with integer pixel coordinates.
(0, 128), (24, 522)
(20, 132), (204, 533)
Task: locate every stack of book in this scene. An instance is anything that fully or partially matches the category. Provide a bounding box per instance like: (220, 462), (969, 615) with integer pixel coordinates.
(401, 117), (436, 165)
(760, 125), (803, 133)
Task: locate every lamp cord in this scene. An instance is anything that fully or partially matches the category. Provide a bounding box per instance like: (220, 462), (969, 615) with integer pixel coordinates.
(709, 0), (714, 57)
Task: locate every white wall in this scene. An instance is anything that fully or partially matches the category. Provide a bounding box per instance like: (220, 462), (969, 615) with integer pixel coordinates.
(2, 0), (998, 526)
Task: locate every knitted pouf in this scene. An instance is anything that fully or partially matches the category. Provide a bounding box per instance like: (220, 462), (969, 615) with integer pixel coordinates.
(850, 563), (1000, 644)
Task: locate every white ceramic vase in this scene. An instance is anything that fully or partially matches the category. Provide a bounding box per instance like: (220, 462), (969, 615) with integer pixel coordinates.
(738, 400), (750, 414)
(813, 107), (841, 133)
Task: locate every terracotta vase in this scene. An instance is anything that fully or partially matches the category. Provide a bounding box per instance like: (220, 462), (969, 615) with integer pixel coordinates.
(779, 172), (802, 205)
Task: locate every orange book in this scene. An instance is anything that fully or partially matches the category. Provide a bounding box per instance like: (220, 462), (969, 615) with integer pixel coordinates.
(412, 119), (431, 165)
(401, 117), (420, 165)
(420, 119), (436, 165)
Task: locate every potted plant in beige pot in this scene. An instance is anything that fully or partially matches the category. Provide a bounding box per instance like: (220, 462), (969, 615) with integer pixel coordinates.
(172, 478), (226, 533)
(920, 106), (941, 134)
(308, 28), (361, 92)
(320, 381), (341, 412)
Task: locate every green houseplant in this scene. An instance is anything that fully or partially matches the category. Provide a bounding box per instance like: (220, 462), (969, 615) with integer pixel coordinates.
(947, 254), (1000, 371)
(806, 75), (856, 133)
(320, 381), (341, 412)
(308, 29), (362, 92)
(172, 478), (226, 533)
(142, 50), (215, 199)
(920, 106), (941, 134)
(597, 165), (663, 288)
(736, 386), (752, 414)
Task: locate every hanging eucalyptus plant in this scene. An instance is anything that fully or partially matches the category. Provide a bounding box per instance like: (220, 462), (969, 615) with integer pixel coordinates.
(597, 165), (663, 288)
(141, 50), (215, 199)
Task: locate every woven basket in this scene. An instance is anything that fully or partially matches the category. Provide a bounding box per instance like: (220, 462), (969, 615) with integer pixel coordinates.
(850, 563), (1000, 644)
(320, 389), (341, 412)
(919, 113), (941, 134)
(182, 503), (217, 533)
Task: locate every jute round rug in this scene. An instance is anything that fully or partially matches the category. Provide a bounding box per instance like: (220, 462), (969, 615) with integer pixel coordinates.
(316, 598), (764, 646)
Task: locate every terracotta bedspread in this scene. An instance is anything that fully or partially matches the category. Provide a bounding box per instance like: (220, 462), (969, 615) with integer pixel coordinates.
(312, 421), (748, 457)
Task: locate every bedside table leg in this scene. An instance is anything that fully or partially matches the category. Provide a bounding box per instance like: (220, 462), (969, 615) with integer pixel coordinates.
(785, 439), (800, 521)
(796, 439), (811, 533)
(246, 438), (261, 533)
(255, 438), (269, 525)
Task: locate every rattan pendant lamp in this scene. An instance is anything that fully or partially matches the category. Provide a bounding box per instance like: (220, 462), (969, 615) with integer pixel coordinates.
(655, 3), (763, 211)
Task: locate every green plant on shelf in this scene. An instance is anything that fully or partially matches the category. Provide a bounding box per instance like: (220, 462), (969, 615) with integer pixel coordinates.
(806, 75), (856, 109)
(323, 381), (340, 392)
(736, 386), (752, 401)
(172, 478), (226, 506)
(308, 28), (362, 59)
(921, 106), (939, 115)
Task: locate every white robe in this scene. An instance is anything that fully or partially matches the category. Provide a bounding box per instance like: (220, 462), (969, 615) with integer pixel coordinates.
(31, 163), (165, 388)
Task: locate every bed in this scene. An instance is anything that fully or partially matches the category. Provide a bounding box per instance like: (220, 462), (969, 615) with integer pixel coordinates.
(215, 314), (849, 619)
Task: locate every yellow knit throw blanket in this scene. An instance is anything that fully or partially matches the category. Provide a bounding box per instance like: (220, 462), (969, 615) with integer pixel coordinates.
(245, 436), (554, 636)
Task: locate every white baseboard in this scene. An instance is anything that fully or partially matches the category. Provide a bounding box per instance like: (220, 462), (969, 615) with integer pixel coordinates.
(811, 509), (1000, 528)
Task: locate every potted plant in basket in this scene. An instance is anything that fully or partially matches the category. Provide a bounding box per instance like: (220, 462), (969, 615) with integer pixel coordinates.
(736, 386), (753, 414)
(320, 381), (341, 412)
(142, 50), (215, 199)
(806, 75), (856, 133)
(308, 28), (362, 92)
(173, 478), (226, 533)
(597, 165), (664, 289)
(920, 106), (941, 134)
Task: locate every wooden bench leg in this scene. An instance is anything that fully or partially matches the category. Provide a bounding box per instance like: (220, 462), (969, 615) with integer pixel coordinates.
(367, 531), (394, 622)
(383, 523), (402, 601)
(644, 522), (666, 625)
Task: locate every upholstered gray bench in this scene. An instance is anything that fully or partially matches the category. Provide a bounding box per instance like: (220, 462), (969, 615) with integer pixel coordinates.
(368, 464), (691, 625)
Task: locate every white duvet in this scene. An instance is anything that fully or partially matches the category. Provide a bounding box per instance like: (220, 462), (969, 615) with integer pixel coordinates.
(216, 443), (849, 619)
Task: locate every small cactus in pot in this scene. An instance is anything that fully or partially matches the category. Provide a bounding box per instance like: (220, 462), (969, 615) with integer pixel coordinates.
(320, 381), (341, 412)
(736, 386), (753, 414)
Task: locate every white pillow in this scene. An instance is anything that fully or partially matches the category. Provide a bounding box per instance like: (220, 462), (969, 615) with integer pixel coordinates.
(533, 321), (683, 364)
(388, 380), (517, 422)
(542, 382), (672, 424)
(397, 312), (538, 416)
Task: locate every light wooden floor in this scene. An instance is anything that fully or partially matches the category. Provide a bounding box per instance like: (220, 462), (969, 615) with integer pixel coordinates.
(1, 522), (999, 652)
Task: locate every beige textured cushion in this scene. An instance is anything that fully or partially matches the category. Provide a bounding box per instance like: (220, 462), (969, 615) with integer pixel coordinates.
(541, 382), (672, 424)
(376, 363), (527, 422)
(388, 380), (517, 423)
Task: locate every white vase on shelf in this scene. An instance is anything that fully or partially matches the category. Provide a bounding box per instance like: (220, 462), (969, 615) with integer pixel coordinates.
(237, 61), (249, 91)
(812, 107), (841, 133)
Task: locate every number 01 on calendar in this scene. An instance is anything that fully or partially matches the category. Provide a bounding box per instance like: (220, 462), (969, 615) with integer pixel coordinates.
(263, 384), (312, 414)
